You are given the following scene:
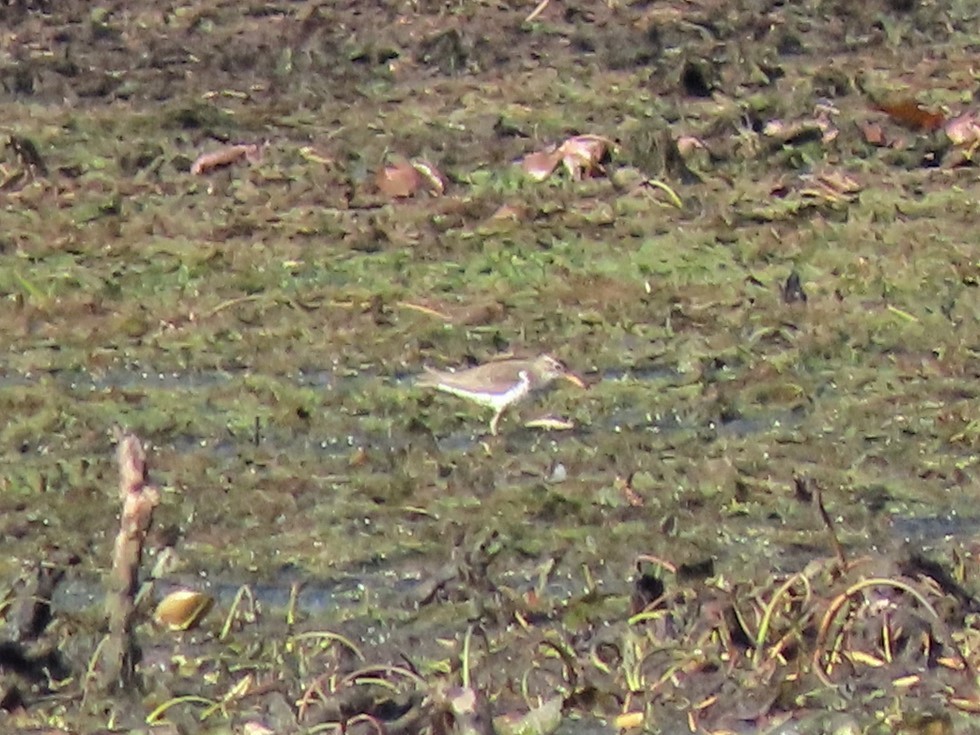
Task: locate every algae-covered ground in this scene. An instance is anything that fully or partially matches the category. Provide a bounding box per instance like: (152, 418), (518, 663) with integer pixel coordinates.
(2, 0), (980, 732)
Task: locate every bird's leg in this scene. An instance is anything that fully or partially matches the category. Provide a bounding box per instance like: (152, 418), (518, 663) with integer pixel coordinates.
(489, 408), (504, 436)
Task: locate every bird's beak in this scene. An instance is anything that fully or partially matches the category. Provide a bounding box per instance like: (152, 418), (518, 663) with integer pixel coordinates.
(562, 372), (587, 389)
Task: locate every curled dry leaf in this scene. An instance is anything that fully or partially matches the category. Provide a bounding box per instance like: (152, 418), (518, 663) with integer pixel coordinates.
(558, 134), (614, 180)
(488, 203), (528, 221)
(763, 117), (836, 145)
(675, 135), (707, 159)
(944, 111), (980, 147)
(190, 143), (263, 175)
(860, 121), (886, 146)
(798, 170), (861, 203)
(376, 158), (421, 198)
(874, 99), (945, 132)
(411, 158), (447, 195)
(813, 99), (841, 118)
(615, 474), (646, 507)
(154, 588), (214, 631)
(298, 146), (334, 166)
(810, 170), (862, 196)
(869, 99), (980, 157)
(524, 415), (576, 431)
(819, 119), (839, 144)
(242, 723), (276, 735)
(521, 147), (563, 181)
(348, 446), (369, 468)
(495, 696), (563, 735)
(520, 134), (615, 182)
(376, 157), (447, 198)
(762, 119), (788, 139)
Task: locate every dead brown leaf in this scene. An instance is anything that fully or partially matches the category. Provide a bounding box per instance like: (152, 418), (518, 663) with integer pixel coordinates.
(520, 134), (615, 182)
(376, 158), (423, 198)
(376, 157), (447, 198)
(944, 111), (980, 147)
(676, 135), (707, 159)
(558, 134), (614, 180)
(190, 143), (263, 175)
(763, 117), (836, 145)
(521, 147), (563, 181)
(812, 170), (862, 196)
(797, 169), (861, 203)
(411, 158), (447, 195)
(859, 121), (886, 146)
(874, 98), (945, 132)
(488, 203), (529, 221)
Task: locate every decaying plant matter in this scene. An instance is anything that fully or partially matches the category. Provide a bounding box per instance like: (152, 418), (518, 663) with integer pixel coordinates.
(520, 135), (615, 182)
(190, 143), (263, 175)
(97, 431), (160, 692)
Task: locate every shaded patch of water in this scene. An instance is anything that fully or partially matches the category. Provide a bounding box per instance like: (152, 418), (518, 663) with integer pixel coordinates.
(891, 514), (980, 544)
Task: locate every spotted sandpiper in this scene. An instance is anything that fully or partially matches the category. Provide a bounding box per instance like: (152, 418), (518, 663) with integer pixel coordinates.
(416, 354), (585, 435)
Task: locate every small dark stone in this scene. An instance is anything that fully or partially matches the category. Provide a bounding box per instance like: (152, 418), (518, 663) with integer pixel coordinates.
(776, 30), (805, 56)
(677, 558), (715, 581)
(493, 116), (527, 138)
(10, 63), (35, 95)
(630, 572), (665, 614)
(782, 270), (808, 304)
(680, 60), (714, 97)
(7, 135), (46, 174)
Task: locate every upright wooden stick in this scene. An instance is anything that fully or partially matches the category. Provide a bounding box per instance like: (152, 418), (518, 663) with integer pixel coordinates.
(99, 432), (160, 692)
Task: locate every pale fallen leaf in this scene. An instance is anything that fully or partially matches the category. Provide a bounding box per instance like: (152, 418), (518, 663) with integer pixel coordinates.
(376, 158), (422, 198)
(859, 120), (886, 146)
(524, 415), (575, 431)
(411, 158), (448, 194)
(614, 712), (645, 730)
(520, 134), (615, 182)
(812, 170), (862, 195)
(299, 146), (334, 165)
(762, 118), (823, 143)
(675, 135), (707, 158)
(495, 696), (563, 735)
(488, 203), (529, 221)
(944, 111), (980, 147)
(190, 143), (263, 175)
(521, 147), (562, 181)
(376, 157), (447, 198)
(242, 723), (276, 735)
(557, 134), (613, 180)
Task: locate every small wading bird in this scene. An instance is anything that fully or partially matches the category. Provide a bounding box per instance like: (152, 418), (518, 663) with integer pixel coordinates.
(416, 354), (586, 435)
